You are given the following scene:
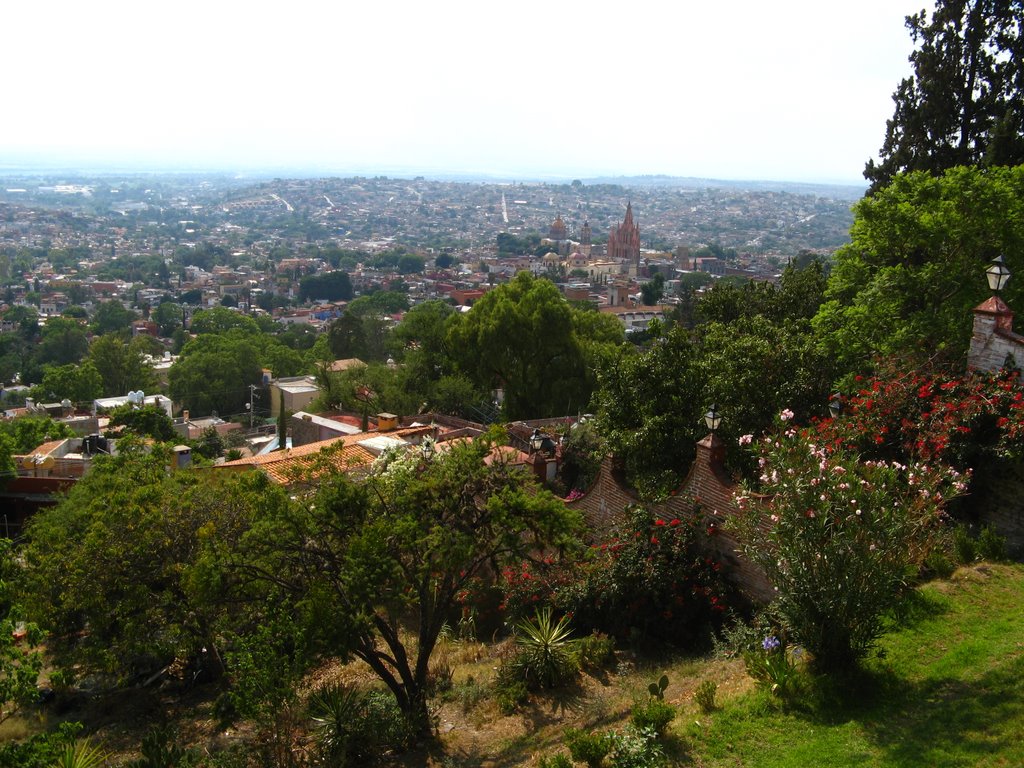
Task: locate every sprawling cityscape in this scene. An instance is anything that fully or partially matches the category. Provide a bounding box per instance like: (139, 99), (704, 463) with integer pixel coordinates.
(2, 0), (1024, 765)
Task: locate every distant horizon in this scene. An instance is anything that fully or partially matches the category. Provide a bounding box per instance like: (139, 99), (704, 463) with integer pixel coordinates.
(0, 154), (868, 191)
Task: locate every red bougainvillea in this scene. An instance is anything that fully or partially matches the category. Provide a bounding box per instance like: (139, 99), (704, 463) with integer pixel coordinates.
(812, 365), (1024, 474)
(499, 507), (731, 646)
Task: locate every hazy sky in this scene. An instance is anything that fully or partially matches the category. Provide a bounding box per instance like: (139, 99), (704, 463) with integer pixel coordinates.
(2, 1), (929, 184)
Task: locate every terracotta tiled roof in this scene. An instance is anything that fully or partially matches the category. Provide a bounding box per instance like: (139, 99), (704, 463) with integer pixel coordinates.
(20, 439), (67, 457)
(217, 426), (433, 485)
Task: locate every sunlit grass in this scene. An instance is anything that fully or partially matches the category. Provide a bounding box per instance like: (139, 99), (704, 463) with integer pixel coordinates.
(686, 563), (1024, 767)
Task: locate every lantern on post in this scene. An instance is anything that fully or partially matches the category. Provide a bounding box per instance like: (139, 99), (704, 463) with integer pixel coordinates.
(703, 404), (722, 434)
(828, 392), (843, 420)
(987, 255), (1011, 294)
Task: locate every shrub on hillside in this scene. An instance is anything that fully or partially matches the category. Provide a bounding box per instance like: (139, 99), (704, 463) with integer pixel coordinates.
(499, 507), (730, 646)
(733, 411), (967, 673)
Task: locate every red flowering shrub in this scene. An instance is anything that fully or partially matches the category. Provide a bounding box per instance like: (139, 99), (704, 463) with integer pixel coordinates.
(500, 507), (731, 646)
(816, 365), (1024, 473)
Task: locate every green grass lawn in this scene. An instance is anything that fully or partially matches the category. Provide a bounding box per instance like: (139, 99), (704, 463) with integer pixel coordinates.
(686, 564), (1024, 768)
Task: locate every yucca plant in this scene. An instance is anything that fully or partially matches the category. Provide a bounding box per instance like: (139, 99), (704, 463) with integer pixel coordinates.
(50, 738), (109, 768)
(308, 682), (367, 765)
(512, 607), (578, 689)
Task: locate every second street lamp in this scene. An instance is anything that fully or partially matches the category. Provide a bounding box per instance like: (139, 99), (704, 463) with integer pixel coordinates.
(829, 392), (843, 420)
(704, 404), (722, 433)
(987, 255), (1011, 294)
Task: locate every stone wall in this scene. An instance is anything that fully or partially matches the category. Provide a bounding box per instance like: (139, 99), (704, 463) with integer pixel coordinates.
(969, 462), (1024, 558)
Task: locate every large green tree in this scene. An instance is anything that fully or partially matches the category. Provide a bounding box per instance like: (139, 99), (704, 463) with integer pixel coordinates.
(168, 331), (264, 417)
(448, 273), (618, 419)
(596, 273), (832, 495)
(594, 327), (706, 496)
(865, 0), (1024, 192)
(298, 271), (353, 302)
(152, 301), (183, 337)
(37, 362), (103, 404)
(34, 317), (89, 372)
(107, 403), (176, 442)
(88, 335), (157, 397)
(189, 306), (260, 336)
(90, 300), (136, 336)
(21, 448), (284, 678)
(813, 166), (1024, 375)
(0, 416), (74, 455)
(225, 437), (579, 734)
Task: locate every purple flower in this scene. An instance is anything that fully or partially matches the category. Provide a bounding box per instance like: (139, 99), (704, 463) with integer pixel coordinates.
(762, 636), (781, 652)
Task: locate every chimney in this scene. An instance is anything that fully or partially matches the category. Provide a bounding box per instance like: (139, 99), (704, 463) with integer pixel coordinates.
(172, 445), (192, 470)
(377, 413), (399, 432)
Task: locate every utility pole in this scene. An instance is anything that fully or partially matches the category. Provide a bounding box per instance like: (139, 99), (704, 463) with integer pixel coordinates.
(248, 384), (259, 429)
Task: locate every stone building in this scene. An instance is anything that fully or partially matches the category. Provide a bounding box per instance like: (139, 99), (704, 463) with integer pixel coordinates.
(608, 203), (641, 271)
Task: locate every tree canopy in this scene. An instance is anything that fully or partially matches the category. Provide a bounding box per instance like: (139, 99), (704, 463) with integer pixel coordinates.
(22, 448), (282, 678)
(189, 307), (261, 336)
(813, 165), (1024, 375)
(38, 362), (102, 404)
(866, 0), (1024, 192)
(88, 335), (158, 397)
(448, 273), (623, 419)
(298, 271), (353, 302)
(169, 331), (264, 417)
(222, 436), (580, 733)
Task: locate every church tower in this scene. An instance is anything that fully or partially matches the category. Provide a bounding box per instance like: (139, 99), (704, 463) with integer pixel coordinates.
(549, 215), (567, 242)
(608, 202), (640, 269)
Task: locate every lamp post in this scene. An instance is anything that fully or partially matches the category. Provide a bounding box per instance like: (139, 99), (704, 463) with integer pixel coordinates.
(703, 404), (722, 434)
(987, 255), (1011, 294)
(529, 428), (544, 453)
(828, 392), (843, 420)
(529, 428), (556, 455)
(420, 437), (435, 461)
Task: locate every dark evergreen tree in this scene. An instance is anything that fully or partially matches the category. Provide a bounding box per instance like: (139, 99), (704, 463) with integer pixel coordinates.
(866, 0), (1024, 193)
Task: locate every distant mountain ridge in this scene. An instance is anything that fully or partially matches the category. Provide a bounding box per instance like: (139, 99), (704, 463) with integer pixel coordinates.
(0, 156), (865, 201)
(578, 174), (866, 201)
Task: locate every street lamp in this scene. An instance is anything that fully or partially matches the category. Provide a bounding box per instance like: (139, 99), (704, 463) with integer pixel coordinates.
(529, 428), (556, 455)
(829, 392), (843, 420)
(987, 255), (1011, 293)
(529, 428), (545, 453)
(703, 404), (722, 433)
(420, 437), (435, 461)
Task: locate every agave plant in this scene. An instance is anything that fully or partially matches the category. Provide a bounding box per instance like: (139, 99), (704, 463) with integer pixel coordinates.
(308, 682), (367, 763)
(513, 607), (578, 689)
(51, 738), (109, 768)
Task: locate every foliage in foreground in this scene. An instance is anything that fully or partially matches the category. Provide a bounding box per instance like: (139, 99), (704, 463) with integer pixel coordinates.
(0, 539), (44, 727)
(499, 507), (729, 646)
(690, 564), (1024, 768)
(815, 166), (1024, 373)
(501, 608), (579, 692)
(222, 437), (581, 735)
(733, 412), (966, 672)
(21, 446), (286, 679)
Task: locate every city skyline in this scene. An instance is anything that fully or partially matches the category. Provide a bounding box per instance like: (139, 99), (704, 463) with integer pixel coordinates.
(3, 1), (928, 185)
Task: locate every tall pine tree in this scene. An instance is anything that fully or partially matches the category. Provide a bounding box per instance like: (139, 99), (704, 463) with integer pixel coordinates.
(865, 0), (1024, 193)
